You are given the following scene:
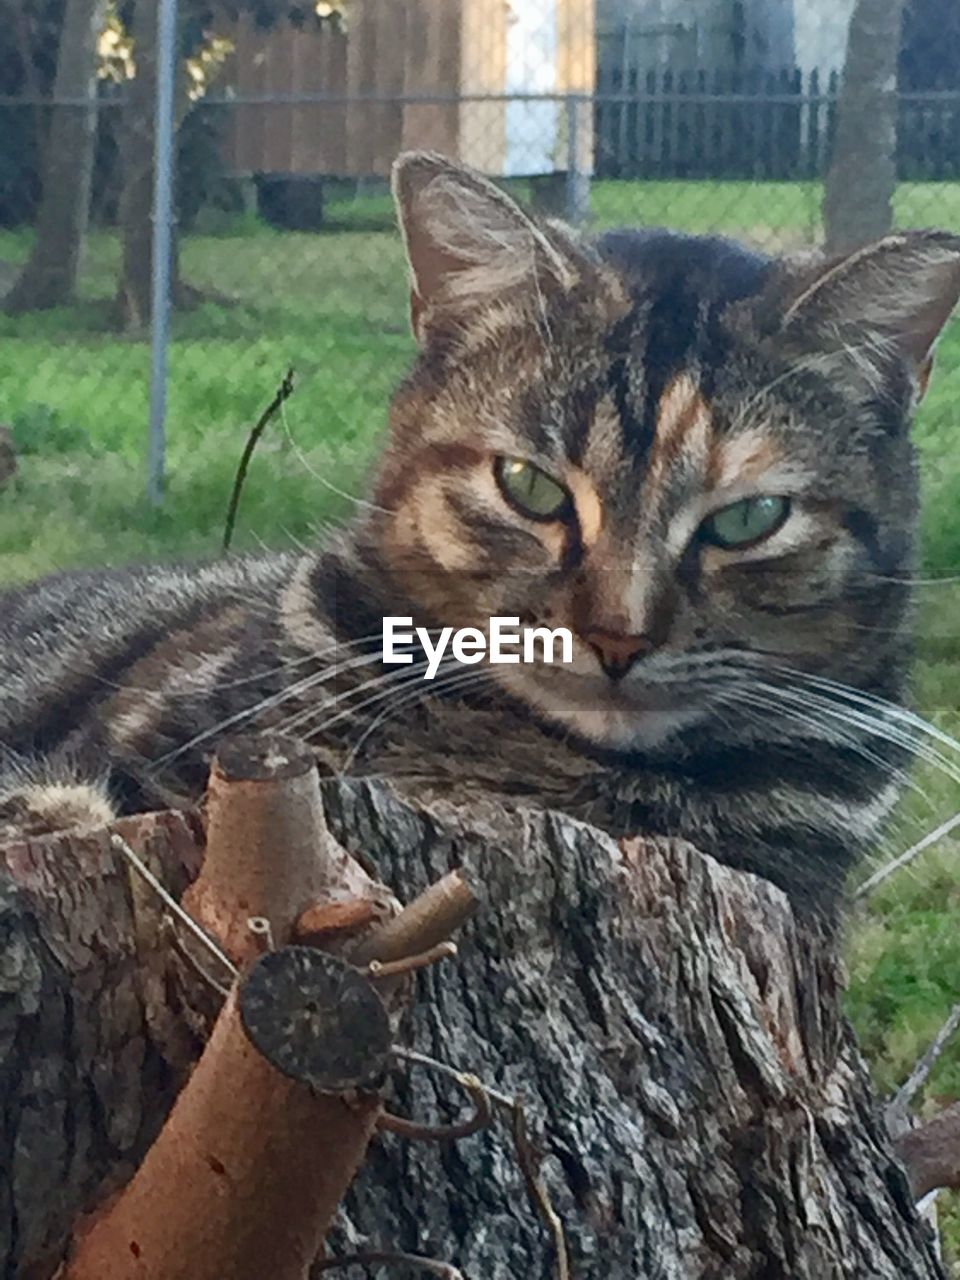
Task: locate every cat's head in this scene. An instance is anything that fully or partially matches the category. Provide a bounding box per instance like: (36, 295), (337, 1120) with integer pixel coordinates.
(368, 152), (960, 754)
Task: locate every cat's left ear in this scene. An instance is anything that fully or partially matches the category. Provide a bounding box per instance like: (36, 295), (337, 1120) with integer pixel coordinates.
(780, 231), (960, 400)
(391, 151), (579, 342)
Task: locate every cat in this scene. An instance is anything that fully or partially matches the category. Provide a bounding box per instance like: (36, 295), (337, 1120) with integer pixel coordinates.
(2, 151), (959, 913)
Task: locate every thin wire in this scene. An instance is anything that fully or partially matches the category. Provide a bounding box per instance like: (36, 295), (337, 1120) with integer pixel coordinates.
(110, 833), (239, 979)
(854, 811), (960, 901)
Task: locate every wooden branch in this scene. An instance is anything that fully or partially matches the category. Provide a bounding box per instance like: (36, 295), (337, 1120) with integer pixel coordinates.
(888, 998), (960, 1138)
(896, 1103), (960, 1199)
(222, 367), (296, 553)
(63, 947), (388, 1280)
(351, 869), (477, 966)
(183, 734), (393, 968)
(294, 897), (381, 946)
(855, 810), (960, 901)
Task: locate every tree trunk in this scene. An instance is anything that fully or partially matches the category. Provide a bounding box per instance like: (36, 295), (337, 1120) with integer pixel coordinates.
(3, 0), (107, 315)
(115, 0), (185, 332)
(0, 781), (943, 1279)
(823, 0), (907, 255)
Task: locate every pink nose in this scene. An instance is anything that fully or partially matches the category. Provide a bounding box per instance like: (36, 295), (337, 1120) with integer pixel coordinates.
(580, 629), (655, 680)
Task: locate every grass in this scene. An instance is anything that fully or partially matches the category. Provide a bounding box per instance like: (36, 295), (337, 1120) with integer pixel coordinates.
(591, 178), (960, 243)
(1, 176), (959, 1251)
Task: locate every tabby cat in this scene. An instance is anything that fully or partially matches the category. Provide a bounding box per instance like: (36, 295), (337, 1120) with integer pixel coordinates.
(3, 152), (959, 912)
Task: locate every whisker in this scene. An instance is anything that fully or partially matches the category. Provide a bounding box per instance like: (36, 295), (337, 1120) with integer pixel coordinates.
(270, 626), (454, 741)
(93, 631), (387, 700)
(148, 620), (454, 768)
(302, 659), (466, 746)
(764, 665), (960, 764)
(717, 651), (960, 764)
(716, 686), (930, 801)
(749, 680), (960, 787)
(728, 333), (901, 432)
(862, 571), (960, 587)
(274, 660), (431, 741)
(279, 398), (394, 515)
(338, 666), (492, 775)
(148, 646), (399, 771)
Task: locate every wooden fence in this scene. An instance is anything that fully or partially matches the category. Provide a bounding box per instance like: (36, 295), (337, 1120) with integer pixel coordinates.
(221, 0), (595, 181)
(594, 64), (960, 182)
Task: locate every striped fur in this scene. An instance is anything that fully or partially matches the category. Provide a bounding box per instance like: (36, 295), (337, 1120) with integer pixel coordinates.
(3, 153), (960, 914)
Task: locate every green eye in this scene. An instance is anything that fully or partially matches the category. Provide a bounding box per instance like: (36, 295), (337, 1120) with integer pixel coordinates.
(700, 495), (791, 549)
(495, 457), (571, 521)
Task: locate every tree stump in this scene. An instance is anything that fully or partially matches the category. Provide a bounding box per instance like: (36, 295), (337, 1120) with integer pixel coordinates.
(0, 777), (942, 1279)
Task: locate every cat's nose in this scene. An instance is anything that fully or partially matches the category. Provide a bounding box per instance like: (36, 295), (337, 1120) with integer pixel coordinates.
(580, 629), (655, 680)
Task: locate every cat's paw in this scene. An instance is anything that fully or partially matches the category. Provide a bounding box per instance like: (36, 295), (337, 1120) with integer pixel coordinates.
(0, 781), (117, 841)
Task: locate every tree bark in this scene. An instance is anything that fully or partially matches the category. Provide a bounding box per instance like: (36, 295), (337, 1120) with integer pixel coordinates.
(0, 810), (204, 1279)
(823, 0), (907, 255)
(3, 0), (107, 315)
(0, 780), (943, 1279)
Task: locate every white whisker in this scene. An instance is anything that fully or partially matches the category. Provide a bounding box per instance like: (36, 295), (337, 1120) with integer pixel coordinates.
(279, 398), (394, 515)
(338, 665), (492, 775)
(717, 686), (930, 801)
(764, 665), (960, 765)
(148, 645), (395, 770)
(275, 660), (431, 741)
(749, 680), (960, 787)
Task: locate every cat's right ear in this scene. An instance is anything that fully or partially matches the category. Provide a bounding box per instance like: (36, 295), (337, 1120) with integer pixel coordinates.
(778, 231), (960, 400)
(391, 151), (577, 342)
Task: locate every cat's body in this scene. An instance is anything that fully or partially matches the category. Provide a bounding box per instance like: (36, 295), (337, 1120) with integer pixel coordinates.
(0, 542), (905, 908)
(3, 153), (959, 912)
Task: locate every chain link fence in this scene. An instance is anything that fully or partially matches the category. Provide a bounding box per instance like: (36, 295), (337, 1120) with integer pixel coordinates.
(0, 0), (958, 574)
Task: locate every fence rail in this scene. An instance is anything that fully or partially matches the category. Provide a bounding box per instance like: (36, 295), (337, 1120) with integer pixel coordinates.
(595, 65), (960, 182)
(4, 81), (960, 214)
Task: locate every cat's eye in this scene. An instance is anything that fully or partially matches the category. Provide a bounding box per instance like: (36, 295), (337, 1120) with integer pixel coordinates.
(494, 458), (572, 521)
(700, 495), (791, 549)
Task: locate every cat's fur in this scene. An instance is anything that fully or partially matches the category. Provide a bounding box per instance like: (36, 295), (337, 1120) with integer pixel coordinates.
(3, 153), (960, 911)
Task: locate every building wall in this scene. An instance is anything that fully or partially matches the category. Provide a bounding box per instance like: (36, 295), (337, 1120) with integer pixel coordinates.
(792, 0), (855, 76)
(598, 0), (848, 75)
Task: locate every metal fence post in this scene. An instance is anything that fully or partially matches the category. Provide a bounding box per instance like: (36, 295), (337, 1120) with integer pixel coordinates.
(565, 93), (591, 226)
(147, 0), (179, 506)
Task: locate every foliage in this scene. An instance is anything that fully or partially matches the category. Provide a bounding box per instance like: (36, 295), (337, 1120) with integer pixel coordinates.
(0, 0), (346, 230)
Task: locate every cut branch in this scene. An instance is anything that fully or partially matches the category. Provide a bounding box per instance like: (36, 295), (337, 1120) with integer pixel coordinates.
(63, 948), (388, 1280)
(855, 811), (960, 901)
(182, 733), (392, 968)
(351, 868), (477, 966)
(888, 998), (960, 1135)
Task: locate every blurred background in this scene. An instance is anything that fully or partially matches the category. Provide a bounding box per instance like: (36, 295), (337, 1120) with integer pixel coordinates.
(1, 0), (958, 570)
(1, 2), (960, 1230)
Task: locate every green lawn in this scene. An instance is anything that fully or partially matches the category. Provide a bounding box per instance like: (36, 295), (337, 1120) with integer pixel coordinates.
(1, 177), (960, 1252)
(591, 178), (960, 243)
(0, 217), (413, 576)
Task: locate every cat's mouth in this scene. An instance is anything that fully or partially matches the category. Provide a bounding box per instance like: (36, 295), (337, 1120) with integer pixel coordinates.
(493, 659), (709, 751)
